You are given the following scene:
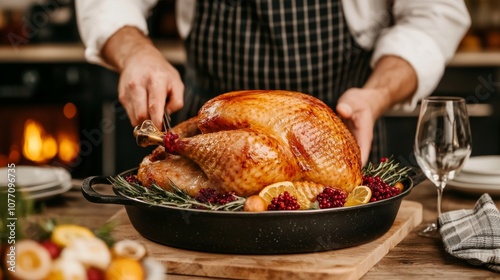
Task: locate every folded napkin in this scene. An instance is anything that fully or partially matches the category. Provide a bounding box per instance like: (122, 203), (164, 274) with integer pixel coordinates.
(439, 193), (500, 272)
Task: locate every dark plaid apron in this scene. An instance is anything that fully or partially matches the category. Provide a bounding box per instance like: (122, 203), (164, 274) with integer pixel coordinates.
(173, 0), (386, 163)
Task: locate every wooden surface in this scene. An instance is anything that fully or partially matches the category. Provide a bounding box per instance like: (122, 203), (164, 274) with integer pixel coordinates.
(109, 200), (421, 280)
(30, 179), (500, 279)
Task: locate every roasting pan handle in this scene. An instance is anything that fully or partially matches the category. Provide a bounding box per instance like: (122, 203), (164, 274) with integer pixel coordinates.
(81, 176), (133, 205)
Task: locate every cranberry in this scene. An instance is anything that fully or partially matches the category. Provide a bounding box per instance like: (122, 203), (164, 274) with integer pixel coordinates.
(39, 240), (61, 259)
(195, 188), (237, 206)
(268, 191), (300, 210)
(316, 187), (347, 209)
(196, 188), (218, 204)
(125, 174), (140, 184)
(87, 267), (105, 280)
(363, 176), (401, 202)
(216, 192), (237, 204)
(164, 132), (179, 154)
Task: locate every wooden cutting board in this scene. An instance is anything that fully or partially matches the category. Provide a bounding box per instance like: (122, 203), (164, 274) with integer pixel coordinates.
(110, 200), (422, 280)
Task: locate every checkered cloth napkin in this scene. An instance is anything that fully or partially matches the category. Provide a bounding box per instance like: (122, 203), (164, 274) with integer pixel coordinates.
(439, 193), (500, 272)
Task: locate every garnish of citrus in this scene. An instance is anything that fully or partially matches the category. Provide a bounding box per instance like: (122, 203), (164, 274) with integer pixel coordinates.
(51, 224), (95, 247)
(7, 240), (52, 280)
(105, 258), (145, 280)
(344, 185), (372, 207)
(259, 181), (311, 209)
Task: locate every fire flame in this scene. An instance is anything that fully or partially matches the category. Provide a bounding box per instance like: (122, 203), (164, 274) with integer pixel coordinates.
(23, 119), (57, 163)
(58, 133), (79, 163)
(22, 119), (79, 164)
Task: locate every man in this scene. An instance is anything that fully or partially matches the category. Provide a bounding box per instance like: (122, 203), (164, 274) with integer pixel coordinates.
(76, 0), (470, 165)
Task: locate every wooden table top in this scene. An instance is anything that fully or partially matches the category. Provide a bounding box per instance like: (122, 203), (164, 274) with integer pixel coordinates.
(28, 179), (500, 279)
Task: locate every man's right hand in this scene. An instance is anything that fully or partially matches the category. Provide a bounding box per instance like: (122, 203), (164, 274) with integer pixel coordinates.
(102, 26), (184, 129)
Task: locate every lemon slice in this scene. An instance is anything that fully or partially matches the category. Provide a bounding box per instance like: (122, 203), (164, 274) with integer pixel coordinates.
(51, 224), (95, 247)
(259, 181), (311, 209)
(344, 185), (372, 207)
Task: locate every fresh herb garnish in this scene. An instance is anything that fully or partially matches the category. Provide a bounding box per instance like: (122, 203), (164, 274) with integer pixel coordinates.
(362, 156), (412, 186)
(109, 176), (246, 211)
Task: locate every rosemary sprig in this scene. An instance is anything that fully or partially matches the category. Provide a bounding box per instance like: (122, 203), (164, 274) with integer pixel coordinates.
(362, 156), (412, 186)
(109, 176), (246, 211)
(94, 221), (117, 247)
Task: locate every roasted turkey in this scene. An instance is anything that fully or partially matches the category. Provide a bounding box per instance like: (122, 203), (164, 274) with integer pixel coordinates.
(137, 90), (362, 197)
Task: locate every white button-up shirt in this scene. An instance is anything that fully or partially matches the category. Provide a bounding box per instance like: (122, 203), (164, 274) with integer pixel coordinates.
(75, 0), (470, 109)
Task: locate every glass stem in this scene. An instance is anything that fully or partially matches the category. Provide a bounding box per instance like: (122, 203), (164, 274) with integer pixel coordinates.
(436, 181), (446, 217)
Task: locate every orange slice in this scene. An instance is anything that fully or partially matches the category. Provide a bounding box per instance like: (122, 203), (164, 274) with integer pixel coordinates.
(259, 181), (311, 209)
(344, 185), (372, 207)
(7, 240), (52, 280)
(106, 258), (145, 280)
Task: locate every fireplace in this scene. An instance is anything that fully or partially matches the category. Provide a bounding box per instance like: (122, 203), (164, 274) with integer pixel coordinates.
(0, 104), (79, 167)
(0, 62), (107, 178)
(0, 0), (181, 178)
(0, 60), (167, 179)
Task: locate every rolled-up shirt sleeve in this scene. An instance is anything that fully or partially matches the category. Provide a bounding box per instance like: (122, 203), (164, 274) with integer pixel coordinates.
(75, 0), (158, 69)
(371, 0), (471, 110)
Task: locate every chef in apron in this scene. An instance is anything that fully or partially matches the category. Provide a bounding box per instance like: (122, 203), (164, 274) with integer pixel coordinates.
(179, 0), (383, 163)
(76, 0), (470, 165)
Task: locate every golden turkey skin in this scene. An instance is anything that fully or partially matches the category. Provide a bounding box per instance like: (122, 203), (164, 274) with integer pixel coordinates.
(137, 146), (216, 197)
(138, 90), (362, 196)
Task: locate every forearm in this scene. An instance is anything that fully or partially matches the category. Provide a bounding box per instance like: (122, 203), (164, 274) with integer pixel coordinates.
(363, 55), (418, 118)
(75, 0), (157, 68)
(368, 1), (469, 109)
(101, 26), (156, 72)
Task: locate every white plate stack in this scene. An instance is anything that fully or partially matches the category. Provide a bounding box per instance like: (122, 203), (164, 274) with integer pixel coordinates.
(448, 155), (500, 196)
(0, 166), (72, 200)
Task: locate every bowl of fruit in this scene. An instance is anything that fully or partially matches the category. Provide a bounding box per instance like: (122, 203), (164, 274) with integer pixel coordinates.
(82, 157), (424, 254)
(0, 222), (164, 280)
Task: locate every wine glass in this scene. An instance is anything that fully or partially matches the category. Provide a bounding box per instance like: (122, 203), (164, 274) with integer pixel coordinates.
(414, 96), (472, 238)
